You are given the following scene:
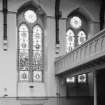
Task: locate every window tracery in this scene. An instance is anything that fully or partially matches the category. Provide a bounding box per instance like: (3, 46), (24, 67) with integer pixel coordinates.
(24, 10), (37, 23)
(70, 16), (82, 29)
(18, 8), (44, 82)
(66, 15), (87, 53)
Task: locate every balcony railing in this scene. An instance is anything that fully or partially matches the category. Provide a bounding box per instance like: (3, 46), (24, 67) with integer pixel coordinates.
(55, 29), (105, 75)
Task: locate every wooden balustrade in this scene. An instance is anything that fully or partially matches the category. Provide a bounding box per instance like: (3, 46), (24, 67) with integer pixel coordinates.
(55, 29), (105, 75)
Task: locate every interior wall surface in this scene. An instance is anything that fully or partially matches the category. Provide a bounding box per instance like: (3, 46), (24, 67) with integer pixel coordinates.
(0, 0), (101, 105)
(0, 0), (57, 97)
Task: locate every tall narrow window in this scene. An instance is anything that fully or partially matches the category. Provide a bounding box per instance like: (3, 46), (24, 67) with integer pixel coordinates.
(17, 5), (45, 82)
(19, 24), (29, 81)
(78, 30), (86, 45)
(66, 29), (75, 52)
(32, 25), (43, 82)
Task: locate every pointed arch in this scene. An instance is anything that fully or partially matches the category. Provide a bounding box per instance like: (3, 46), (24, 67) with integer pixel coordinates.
(17, 1), (46, 82)
(17, 1), (46, 16)
(66, 7), (90, 53)
(67, 7), (93, 22)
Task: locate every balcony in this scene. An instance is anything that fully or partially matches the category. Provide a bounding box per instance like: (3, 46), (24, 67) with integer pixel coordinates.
(55, 29), (105, 76)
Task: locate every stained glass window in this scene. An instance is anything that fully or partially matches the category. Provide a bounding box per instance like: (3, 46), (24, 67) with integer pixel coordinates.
(18, 8), (44, 82)
(66, 14), (88, 53)
(24, 10), (37, 23)
(18, 24), (29, 81)
(66, 29), (75, 53)
(32, 25), (43, 81)
(70, 16), (82, 29)
(78, 30), (86, 45)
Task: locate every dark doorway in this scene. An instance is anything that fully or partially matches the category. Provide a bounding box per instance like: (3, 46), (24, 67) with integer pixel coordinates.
(97, 69), (105, 105)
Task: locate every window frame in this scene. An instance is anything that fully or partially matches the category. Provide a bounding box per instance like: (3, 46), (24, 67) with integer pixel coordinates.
(66, 14), (88, 53)
(17, 9), (44, 83)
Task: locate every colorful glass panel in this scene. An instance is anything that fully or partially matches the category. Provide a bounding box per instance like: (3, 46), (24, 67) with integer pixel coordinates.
(78, 30), (86, 45)
(19, 24), (29, 49)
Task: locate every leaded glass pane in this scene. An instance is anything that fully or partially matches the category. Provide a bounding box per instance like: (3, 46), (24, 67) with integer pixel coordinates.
(19, 40), (29, 49)
(19, 31), (29, 41)
(70, 16), (82, 29)
(19, 50), (29, 71)
(19, 24), (28, 32)
(33, 40), (42, 51)
(19, 24), (29, 50)
(32, 25), (42, 71)
(66, 29), (75, 53)
(66, 43), (75, 53)
(33, 71), (42, 82)
(19, 24), (29, 73)
(78, 30), (86, 45)
(33, 51), (41, 60)
(33, 25), (42, 35)
(19, 71), (29, 81)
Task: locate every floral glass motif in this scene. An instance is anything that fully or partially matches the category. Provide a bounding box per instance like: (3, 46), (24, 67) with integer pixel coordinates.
(33, 25), (42, 71)
(24, 10), (37, 23)
(70, 16), (82, 29)
(66, 29), (75, 53)
(78, 30), (86, 45)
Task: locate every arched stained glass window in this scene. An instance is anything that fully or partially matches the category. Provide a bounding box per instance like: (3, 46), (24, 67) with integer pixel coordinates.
(66, 29), (75, 53)
(78, 30), (86, 45)
(17, 6), (45, 82)
(19, 24), (29, 49)
(33, 25), (42, 51)
(66, 12), (88, 53)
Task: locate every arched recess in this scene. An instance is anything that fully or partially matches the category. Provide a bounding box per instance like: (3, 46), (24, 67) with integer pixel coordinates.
(17, 1), (46, 82)
(66, 8), (91, 53)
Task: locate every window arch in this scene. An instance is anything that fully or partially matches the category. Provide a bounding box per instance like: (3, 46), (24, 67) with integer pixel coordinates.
(17, 2), (46, 82)
(66, 10), (88, 53)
